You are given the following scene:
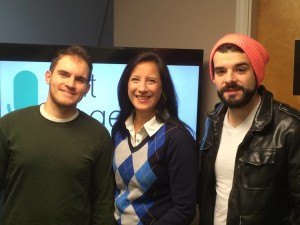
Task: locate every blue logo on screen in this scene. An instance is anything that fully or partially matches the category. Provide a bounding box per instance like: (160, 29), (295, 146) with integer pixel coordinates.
(7, 71), (38, 113)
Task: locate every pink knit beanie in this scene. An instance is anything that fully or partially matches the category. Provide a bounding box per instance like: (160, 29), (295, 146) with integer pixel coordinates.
(209, 33), (270, 85)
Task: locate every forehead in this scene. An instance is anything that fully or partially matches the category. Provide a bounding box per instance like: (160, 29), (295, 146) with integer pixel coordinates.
(132, 61), (159, 75)
(213, 51), (251, 67)
(56, 55), (86, 66)
(54, 55), (90, 79)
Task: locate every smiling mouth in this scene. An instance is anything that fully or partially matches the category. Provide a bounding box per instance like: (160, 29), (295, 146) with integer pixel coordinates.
(137, 95), (150, 99)
(226, 91), (240, 97)
(227, 90), (238, 92)
(62, 90), (76, 96)
(224, 87), (241, 92)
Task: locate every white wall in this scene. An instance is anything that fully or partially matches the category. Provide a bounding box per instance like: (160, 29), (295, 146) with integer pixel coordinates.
(114, 0), (237, 138)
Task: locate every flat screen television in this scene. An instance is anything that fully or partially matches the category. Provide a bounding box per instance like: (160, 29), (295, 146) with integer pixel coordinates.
(0, 43), (203, 140)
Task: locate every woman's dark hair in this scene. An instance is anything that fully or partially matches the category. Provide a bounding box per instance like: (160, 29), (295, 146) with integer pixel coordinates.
(112, 51), (193, 137)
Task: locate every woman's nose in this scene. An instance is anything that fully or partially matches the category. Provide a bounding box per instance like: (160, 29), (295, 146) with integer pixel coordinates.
(138, 81), (148, 91)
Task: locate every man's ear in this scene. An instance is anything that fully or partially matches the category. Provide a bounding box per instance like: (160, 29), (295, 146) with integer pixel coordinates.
(85, 83), (90, 94)
(45, 70), (51, 84)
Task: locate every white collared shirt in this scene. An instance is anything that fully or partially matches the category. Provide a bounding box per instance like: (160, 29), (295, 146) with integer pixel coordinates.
(125, 114), (164, 147)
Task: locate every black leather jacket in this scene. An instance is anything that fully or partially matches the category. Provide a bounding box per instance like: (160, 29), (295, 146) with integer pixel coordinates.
(199, 86), (300, 225)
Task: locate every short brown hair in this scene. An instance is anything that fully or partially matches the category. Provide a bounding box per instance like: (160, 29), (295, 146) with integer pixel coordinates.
(49, 45), (93, 82)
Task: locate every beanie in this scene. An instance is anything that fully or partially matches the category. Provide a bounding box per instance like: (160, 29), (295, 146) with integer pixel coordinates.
(209, 33), (270, 85)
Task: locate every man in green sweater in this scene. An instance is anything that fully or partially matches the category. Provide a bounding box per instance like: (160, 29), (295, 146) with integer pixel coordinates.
(0, 45), (115, 225)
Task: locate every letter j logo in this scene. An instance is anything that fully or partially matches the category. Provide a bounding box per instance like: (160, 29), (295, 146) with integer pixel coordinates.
(7, 70), (38, 112)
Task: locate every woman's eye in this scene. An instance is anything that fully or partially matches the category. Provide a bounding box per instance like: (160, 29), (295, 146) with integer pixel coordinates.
(130, 77), (139, 83)
(147, 79), (157, 84)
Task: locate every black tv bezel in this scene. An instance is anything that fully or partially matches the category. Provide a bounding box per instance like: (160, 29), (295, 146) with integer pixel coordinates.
(0, 43), (203, 142)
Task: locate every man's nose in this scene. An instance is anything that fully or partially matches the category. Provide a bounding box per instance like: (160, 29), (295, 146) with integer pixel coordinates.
(224, 70), (235, 82)
(66, 78), (75, 87)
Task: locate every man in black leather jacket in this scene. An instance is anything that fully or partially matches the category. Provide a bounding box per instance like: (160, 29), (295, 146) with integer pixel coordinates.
(199, 33), (300, 225)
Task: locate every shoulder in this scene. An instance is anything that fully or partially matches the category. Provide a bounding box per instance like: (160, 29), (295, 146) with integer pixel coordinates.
(0, 106), (40, 135)
(78, 110), (111, 134)
(0, 106), (38, 121)
(162, 123), (195, 143)
(261, 86), (300, 122)
(274, 100), (300, 122)
(159, 124), (197, 160)
(78, 110), (105, 125)
(271, 100), (300, 136)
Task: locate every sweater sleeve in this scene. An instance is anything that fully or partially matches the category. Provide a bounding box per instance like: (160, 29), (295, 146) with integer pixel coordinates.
(0, 119), (9, 201)
(91, 132), (115, 225)
(155, 128), (198, 225)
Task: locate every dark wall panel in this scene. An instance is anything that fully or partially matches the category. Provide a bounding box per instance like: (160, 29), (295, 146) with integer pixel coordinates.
(0, 0), (113, 47)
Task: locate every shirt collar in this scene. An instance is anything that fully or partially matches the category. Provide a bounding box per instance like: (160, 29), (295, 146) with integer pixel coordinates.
(40, 103), (79, 122)
(125, 114), (164, 137)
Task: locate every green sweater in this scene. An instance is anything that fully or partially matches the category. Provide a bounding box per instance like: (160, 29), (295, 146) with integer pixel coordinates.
(0, 106), (115, 225)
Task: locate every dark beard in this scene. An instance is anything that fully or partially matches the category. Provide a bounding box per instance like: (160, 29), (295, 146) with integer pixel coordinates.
(217, 82), (257, 108)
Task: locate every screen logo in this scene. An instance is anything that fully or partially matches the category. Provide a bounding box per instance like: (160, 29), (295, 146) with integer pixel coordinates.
(7, 70), (38, 113)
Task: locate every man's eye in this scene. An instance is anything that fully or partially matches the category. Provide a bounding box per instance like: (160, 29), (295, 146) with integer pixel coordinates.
(215, 69), (225, 75)
(59, 72), (68, 77)
(236, 67), (247, 73)
(76, 78), (86, 83)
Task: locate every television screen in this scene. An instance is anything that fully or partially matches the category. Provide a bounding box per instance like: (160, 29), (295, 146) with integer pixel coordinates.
(0, 43), (203, 140)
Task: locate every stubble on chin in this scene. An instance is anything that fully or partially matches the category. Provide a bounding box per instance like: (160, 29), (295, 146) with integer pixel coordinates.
(217, 86), (257, 109)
